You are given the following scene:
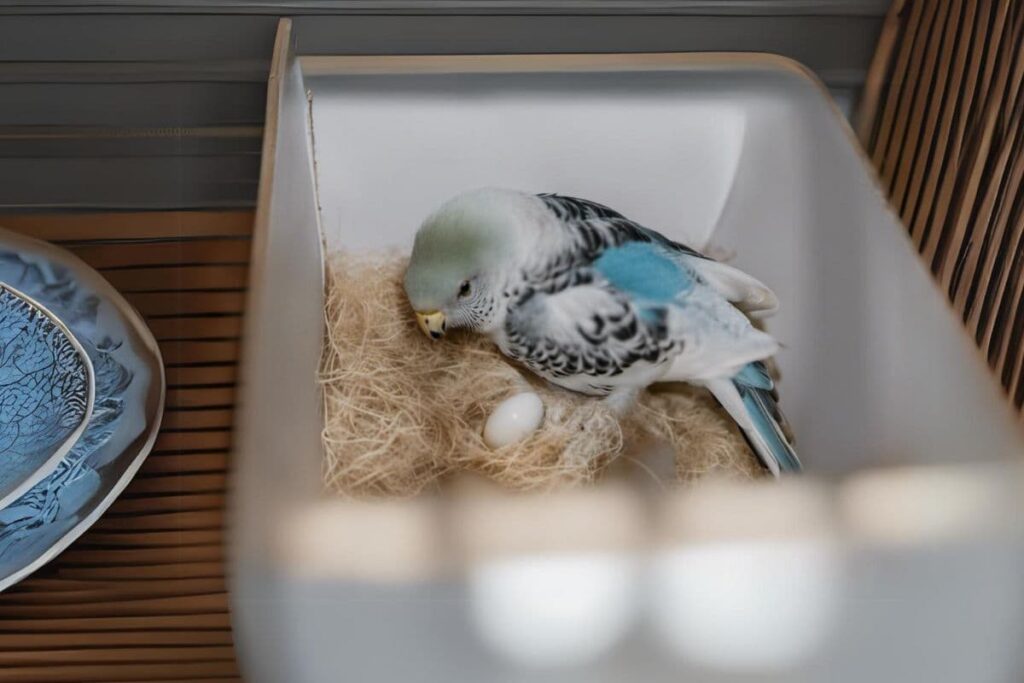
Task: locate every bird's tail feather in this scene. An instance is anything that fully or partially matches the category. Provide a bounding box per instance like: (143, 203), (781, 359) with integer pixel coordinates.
(705, 362), (801, 476)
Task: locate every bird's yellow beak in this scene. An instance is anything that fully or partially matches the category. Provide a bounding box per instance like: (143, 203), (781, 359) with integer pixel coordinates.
(416, 310), (447, 340)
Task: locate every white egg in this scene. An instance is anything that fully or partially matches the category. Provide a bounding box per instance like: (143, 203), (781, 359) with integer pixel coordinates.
(483, 392), (545, 448)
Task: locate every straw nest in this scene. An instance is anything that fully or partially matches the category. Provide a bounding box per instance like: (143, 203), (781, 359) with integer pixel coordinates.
(320, 253), (765, 497)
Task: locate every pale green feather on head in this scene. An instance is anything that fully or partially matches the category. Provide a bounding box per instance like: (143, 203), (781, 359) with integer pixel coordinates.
(403, 188), (521, 313)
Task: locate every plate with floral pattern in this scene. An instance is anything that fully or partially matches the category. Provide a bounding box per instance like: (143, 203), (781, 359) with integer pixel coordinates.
(0, 229), (164, 591)
(0, 284), (94, 511)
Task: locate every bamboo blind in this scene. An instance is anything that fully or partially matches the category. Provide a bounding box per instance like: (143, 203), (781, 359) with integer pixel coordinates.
(858, 0), (1024, 410)
(0, 210), (251, 682)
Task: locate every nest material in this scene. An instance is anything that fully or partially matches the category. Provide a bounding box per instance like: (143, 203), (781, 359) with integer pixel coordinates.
(320, 253), (764, 497)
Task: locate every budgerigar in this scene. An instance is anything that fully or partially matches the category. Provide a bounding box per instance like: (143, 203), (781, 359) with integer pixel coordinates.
(404, 188), (800, 475)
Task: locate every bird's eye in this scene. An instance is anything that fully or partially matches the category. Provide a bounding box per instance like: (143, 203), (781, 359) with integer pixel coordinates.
(458, 280), (472, 298)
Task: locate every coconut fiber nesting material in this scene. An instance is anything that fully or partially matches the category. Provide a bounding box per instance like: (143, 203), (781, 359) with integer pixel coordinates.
(319, 253), (764, 497)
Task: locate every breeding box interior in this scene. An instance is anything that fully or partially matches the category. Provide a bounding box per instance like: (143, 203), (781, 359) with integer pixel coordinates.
(230, 20), (1024, 683)
(304, 54), (1023, 474)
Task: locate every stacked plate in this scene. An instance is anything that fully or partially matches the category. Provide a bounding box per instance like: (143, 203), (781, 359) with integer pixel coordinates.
(0, 228), (164, 591)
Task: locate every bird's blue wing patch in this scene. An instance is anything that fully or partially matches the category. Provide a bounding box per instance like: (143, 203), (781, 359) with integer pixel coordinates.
(592, 242), (693, 303)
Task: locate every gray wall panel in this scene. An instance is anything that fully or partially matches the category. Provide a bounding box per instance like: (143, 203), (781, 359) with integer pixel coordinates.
(0, 15), (279, 61)
(0, 129), (263, 158)
(0, 154), (260, 208)
(0, 2), (888, 211)
(0, 82), (267, 126)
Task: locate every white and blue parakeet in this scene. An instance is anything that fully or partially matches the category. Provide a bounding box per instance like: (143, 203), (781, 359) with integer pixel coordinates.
(404, 188), (800, 475)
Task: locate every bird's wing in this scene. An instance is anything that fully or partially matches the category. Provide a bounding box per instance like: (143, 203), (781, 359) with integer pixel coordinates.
(591, 242), (778, 382)
(506, 281), (678, 389)
(508, 240), (779, 401)
(589, 240), (797, 473)
(538, 193), (777, 314)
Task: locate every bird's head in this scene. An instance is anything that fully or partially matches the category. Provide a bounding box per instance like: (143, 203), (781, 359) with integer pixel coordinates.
(404, 188), (526, 339)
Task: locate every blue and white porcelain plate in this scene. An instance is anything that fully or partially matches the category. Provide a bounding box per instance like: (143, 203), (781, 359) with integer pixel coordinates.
(0, 284), (94, 510)
(0, 228), (164, 591)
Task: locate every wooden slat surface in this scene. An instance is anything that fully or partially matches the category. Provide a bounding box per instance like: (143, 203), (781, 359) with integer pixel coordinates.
(859, 0), (1024, 412)
(0, 210), (250, 681)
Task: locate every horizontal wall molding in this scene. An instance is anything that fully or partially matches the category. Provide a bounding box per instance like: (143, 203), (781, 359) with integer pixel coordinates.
(0, 126), (263, 158)
(0, 1), (893, 17)
(0, 59), (270, 84)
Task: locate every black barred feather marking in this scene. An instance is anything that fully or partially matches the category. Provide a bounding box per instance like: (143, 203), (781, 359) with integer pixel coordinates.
(538, 193), (708, 261)
(502, 264), (680, 393)
(538, 193), (626, 222)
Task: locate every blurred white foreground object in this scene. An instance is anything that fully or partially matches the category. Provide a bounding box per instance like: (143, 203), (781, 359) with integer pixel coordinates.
(455, 482), (644, 667)
(651, 479), (842, 672)
(469, 554), (638, 667)
(651, 540), (842, 671)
